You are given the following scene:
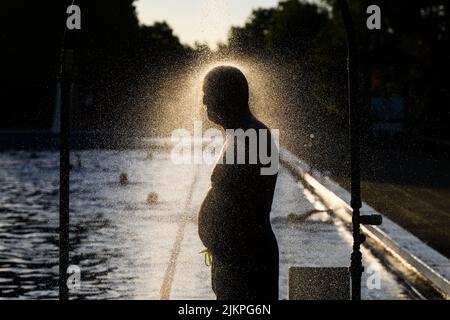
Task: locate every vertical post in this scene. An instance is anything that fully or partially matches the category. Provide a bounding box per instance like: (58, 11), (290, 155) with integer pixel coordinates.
(337, 0), (363, 300)
(59, 48), (73, 300)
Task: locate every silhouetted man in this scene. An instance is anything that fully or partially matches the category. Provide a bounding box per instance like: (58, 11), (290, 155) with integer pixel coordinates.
(198, 66), (279, 300)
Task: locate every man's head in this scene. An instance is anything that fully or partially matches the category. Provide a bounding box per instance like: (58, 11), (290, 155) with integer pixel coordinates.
(202, 66), (250, 126)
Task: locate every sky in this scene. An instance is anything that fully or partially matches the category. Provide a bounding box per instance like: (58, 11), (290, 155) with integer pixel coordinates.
(135, 0), (280, 49)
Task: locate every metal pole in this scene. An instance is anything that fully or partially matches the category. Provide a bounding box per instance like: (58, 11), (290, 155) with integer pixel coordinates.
(58, 1), (79, 299)
(337, 0), (362, 300)
(337, 0), (382, 300)
(59, 48), (73, 300)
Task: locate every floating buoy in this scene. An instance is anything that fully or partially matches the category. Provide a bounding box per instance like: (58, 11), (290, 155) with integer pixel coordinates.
(119, 173), (129, 186)
(146, 192), (158, 204)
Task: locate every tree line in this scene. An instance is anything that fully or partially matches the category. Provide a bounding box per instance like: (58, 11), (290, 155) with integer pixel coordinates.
(0, 0), (448, 141)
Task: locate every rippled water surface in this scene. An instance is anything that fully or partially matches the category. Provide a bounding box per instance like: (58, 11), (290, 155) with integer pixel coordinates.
(0, 151), (59, 299)
(0, 148), (414, 299)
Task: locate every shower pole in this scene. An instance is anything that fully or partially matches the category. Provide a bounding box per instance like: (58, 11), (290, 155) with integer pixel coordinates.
(337, 0), (382, 300)
(59, 1), (77, 300)
(337, 0), (362, 301)
(59, 48), (72, 301)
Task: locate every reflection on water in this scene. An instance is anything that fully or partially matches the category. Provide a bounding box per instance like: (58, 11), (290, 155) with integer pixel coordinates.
(0, 151), (59, 299)
(0, 148), (413, 299)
